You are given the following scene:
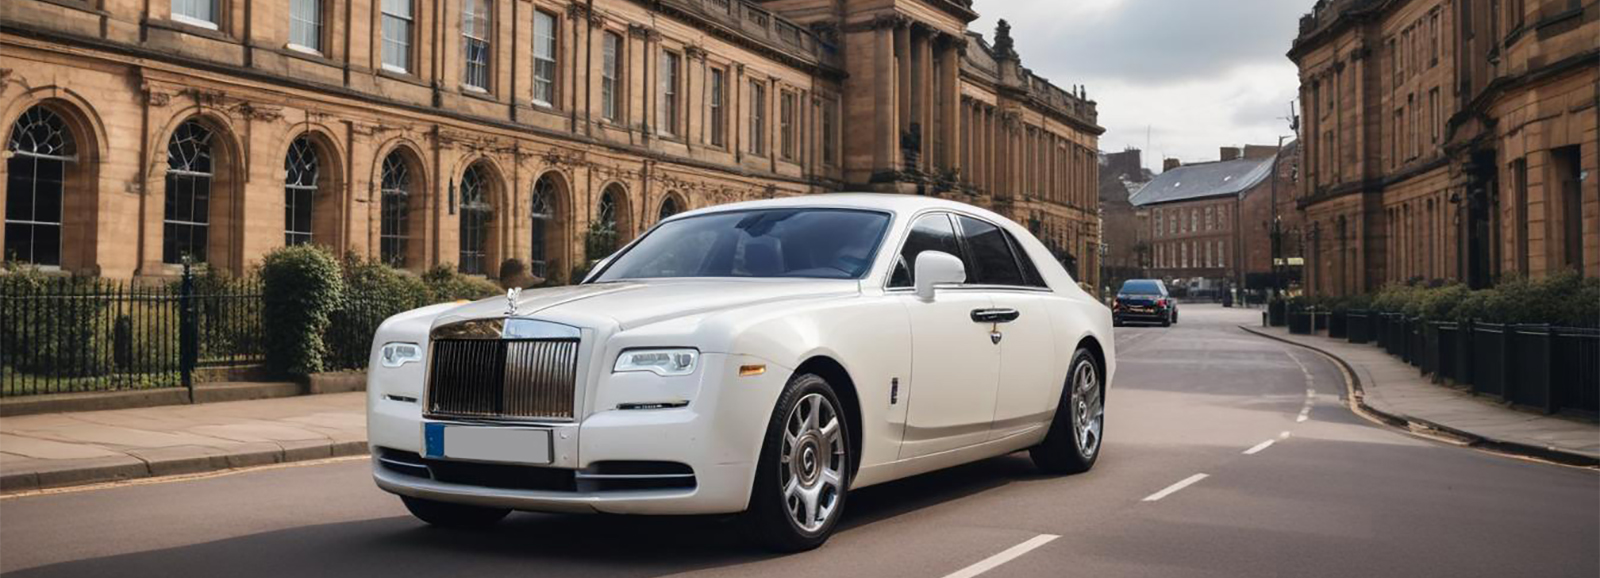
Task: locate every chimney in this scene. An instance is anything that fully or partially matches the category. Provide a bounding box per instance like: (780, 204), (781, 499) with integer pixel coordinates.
(1243, 144), (1278, 159)
(1163, 158), (1182, 172)
(1220, 147), (1242, 161)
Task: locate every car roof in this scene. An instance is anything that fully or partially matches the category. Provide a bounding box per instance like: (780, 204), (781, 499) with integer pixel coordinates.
(667, 193), (1009, 224)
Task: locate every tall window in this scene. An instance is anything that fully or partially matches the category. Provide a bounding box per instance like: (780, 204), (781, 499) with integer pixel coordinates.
(284, 136), (319, 246)
(709, 68), (726, 147)
(289, 0), (323, 52)
(458, 164), (491, 274)
(780, 91), (796, 160)
(658, 52), (680, 136)
(530, 175), (556, 278)
(533, 11), (557, 106)
(1429, 88), (1440, 144)
(173, 0), (217, 28)
(381, 0), (413, 73)
(164, 120), (214, 264)
(592, 187), (621, 258)
(601, 32), (621, 121)
(749, 81), (766, 155)
(658, 195), (681, 222)
(5, 107), (75, 266)
(461, 0), (492, 91)
(379, 151), (411, 266)
(822, 99), (836, 166)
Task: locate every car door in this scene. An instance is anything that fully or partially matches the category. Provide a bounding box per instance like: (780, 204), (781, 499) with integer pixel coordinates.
(891, 213), (1002, 459)
(950, 215), (1060, 442)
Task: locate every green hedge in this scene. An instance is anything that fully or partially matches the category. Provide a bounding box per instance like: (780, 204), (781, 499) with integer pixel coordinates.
(260, 245), (345, 377)
(0, 268), (112, 377)
(421, 263), (502, 302)
(1322, 272), (1598, 327)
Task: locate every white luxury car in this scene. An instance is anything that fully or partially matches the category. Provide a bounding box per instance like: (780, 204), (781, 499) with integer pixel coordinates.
(366, 194), (1115, 551)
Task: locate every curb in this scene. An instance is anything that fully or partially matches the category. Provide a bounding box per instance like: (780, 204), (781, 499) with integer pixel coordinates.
(0, 440), (370, 495)
(1237, 325), (1600, 469)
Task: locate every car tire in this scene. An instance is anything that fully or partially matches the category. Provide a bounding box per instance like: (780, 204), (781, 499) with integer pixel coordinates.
(1113, 317), (1123, 327)
(401, 496), (511, 529)
(745, 373), (852, 553)
(1160, 315), (1171, 327)
(1031, 349), (1104, 475)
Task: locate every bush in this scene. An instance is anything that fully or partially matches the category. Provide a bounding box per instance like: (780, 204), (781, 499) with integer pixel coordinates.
(421, 263), (501, 302)
(260, 245), (345, 377)
(1416, 284), (1469, 321)
(0, 267), (112, 377)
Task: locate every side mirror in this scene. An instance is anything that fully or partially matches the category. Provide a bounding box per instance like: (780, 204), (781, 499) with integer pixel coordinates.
(914, 251), (966, 301)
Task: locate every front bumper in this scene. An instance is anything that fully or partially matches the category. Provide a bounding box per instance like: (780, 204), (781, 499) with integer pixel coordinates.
(367, 353), (791, 515)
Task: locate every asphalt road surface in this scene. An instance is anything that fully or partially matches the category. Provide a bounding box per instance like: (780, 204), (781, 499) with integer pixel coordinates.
(3, 305), (1595, 578)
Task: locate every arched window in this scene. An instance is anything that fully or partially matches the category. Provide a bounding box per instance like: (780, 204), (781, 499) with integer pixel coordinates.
(589, 186), (621, 259)
(458, 163), (492, 274)
(379, 151), (412, 266)
(164, 120), (214, 264)
(284, 136), (319, 246)
(658, 195), (681, 222)
(530, 175), (556, 278)
(5, 106), (76, 266)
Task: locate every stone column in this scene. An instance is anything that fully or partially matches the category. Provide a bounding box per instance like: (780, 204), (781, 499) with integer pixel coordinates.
(917, 28), (934, 171)
(876, 18), (901, 173)
(941, 37), (960, 178)
(895, 22), (911, 139)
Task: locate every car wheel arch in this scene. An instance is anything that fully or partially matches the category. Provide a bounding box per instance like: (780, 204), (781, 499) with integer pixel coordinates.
(791, 356), (864, 481)
(1074, 336), (1107, 392)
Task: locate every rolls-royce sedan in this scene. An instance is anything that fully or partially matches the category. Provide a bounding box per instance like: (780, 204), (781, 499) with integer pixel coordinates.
(366, 194), (1115, 551)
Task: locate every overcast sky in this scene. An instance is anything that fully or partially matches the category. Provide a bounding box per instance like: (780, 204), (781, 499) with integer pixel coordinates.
(971, 0), (1314, 173)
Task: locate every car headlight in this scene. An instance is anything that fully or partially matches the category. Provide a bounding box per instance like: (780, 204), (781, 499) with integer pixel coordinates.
(380, 342), (423, 368)
(613, 348), (699, 377)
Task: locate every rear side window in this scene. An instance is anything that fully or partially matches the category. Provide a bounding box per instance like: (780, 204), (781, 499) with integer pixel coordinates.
(955, 216), (1027, 287)
(889, 213), (962, 288)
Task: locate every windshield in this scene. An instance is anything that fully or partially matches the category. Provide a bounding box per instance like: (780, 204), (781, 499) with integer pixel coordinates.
(1119, 280), (1164, 295)
(594, 209), (892, 282)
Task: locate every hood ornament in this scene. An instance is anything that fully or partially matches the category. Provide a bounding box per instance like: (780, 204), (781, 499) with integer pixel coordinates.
(505, 288), (522, 316)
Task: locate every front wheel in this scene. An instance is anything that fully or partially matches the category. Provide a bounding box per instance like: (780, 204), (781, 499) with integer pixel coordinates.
(401, 496), (510, 529)
(1031, 349), (1104, 474)
(745, 373), (852, 553)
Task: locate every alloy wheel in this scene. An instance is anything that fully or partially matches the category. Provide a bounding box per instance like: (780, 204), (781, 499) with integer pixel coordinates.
(1071, 359), (1103, 458)
(780, 393), (846, 533)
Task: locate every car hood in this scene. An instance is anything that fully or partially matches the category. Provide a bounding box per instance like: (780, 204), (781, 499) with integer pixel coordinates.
(431, 279), (861, 331)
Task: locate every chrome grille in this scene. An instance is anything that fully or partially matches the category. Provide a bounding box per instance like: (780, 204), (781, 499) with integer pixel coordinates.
(426, 339), (579, 420)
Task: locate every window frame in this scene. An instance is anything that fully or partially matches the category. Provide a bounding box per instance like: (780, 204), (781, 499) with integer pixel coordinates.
(709, 67), (727, 148)
(658, 50), (681, 137)
(532, 10), (558, 107)
(288, 0), (325, 54)
(600, 31), (622, 121)
(749, 80), (766, 156)
(460, 0), (493, 92)
(884, 210), (1051, 292)
(779, 89), (796, 161)
(380, 0), (415, 74)
(172, 0), (220, 30)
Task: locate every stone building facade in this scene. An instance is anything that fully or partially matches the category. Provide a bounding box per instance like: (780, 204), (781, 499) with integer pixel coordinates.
(1, 0), (1102, 286)
(1290, 0), (1596, 296)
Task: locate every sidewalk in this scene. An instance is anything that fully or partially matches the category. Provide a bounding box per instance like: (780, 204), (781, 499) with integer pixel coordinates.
(0, 392), (367, 493)
(1242, 324), (1600, 465)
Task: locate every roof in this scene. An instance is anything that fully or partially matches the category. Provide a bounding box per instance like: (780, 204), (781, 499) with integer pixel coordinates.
(1128, 157), (1276, 207)
(670, 193), (1012, 224)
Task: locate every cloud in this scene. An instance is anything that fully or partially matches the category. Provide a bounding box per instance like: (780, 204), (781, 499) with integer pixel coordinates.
(970, 0), (1314, 169)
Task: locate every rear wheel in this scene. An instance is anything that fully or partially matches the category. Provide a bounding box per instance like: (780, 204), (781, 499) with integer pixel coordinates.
(1160, 314), (1172, 327)
(1031, 349), (1104, 474)
(401, 496), (510, 529)
(746, 373), (851, 552)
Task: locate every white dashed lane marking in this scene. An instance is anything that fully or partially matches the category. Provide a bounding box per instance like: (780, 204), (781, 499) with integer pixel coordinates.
(1142, 473), (1209, 502)
(940, 534), (1060, 578)
(1243, 440), (1276, 455)
(1284, 350), (1318, 422)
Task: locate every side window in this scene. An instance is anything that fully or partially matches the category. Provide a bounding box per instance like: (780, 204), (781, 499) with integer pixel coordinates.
(956, 216), (1026, 287)
(889, 214), (961, 288)
(1012, 237), (1048, 288)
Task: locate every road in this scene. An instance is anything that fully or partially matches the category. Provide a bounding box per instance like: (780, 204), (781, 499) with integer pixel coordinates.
(2, 305), (1595, 578)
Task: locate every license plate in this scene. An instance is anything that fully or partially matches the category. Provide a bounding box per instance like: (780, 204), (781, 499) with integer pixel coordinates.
(424, 423), (552, 464)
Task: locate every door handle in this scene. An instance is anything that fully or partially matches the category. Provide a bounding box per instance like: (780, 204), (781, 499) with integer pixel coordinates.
(970, 308), (1020, 323)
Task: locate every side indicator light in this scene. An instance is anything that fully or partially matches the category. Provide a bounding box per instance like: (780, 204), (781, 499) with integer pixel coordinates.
(739, 364), (767, 377)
